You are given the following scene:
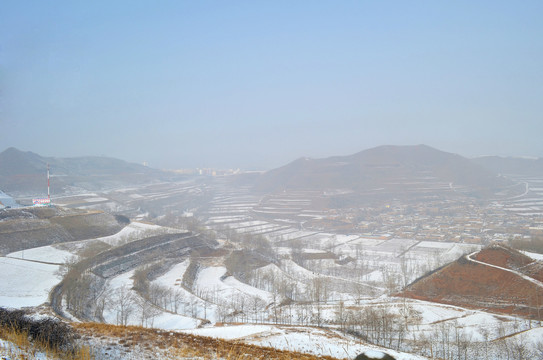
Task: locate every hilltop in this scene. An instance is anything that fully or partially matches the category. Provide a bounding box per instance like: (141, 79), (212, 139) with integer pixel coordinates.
(254, 145), (513, 202)
(0, 147), (169, 197)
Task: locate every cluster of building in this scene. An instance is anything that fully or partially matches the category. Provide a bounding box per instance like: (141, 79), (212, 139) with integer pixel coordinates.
(315, 198), (543, 245)
(168, 168), (241, 176)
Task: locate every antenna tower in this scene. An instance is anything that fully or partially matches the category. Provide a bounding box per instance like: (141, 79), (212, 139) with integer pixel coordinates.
(47, 163), (50, 201)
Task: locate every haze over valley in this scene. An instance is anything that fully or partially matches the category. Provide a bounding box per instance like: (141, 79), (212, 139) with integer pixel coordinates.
(1, 145), (543, 359)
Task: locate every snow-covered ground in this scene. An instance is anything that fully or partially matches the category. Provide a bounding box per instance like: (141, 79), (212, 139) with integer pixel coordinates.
(193, 266), (275, 309)
(7, 246), (73, 264)
(2, 194), (543, 360)
(0, 221), (176, 309)
(102, 270), (200, 330)
(96, 221), (179, 247)
(524, 250), (543, 261)
(0, 257), (62, 308)
(153, 260), (190, 288)
(0, 338), (50, 360)
(183, 324), (428, 360)
(152, 260), (220, 322)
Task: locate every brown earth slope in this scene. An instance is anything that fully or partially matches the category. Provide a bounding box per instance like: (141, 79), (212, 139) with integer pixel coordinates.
(401, 244), (543, 319)
(472, 244), (534, 270)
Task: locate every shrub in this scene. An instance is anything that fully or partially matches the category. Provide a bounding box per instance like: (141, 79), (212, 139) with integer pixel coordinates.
(0, 307), (74, 351)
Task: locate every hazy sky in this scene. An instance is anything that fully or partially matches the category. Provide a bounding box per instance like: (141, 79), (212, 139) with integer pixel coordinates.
(2, 1), (542, 169)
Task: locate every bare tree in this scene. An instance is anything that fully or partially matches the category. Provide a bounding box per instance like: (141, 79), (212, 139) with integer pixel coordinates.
(249, 295), (265, 323)
(64, 272), (93, 318)
(381, 265), (400, 294)
(94, 281), (112, 321)
(56, 255), (81, 278)
(172, 289), (183, 314)
(335, 300), (347, 330)
(112, 285), (135, 326)
(135, 296), (161, 328)
(290, 239), (304, 265)
(510, 334), (533, 360)
(310, 277), (328, 326)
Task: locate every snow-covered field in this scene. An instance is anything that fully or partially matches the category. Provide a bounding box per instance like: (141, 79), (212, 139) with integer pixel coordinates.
(0, 257), (62, 308)
(7, 246), (73, 265)
(2, 233), (541, 360)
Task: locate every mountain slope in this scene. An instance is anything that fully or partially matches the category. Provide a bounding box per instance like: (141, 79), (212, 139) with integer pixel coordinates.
(0, 148), (167, 196)
(0, 206), (126, 255)
(255, 145), (511, 199)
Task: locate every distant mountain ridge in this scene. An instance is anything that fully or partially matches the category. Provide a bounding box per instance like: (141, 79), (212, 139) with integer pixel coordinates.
(1, 145), (528, 200)
(255, 145), (511, 199)
(0, 147), (167, 196)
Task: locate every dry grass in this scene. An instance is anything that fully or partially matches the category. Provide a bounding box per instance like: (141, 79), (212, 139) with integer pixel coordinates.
(0, 325), (92, 360)
(74, 322), (339, 360)
(0, 307), (92, 359)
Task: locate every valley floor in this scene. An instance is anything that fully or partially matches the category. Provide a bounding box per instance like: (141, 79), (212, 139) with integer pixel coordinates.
(1, 197), (543, 359)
